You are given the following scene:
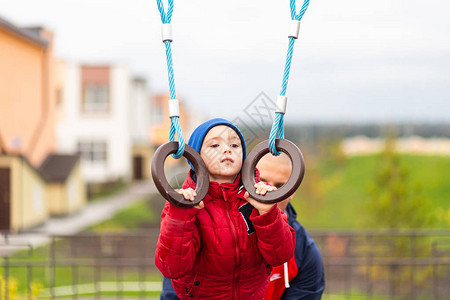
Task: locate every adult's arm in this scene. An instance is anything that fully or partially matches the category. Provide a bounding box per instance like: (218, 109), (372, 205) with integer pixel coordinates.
(160, 276), (181, 300)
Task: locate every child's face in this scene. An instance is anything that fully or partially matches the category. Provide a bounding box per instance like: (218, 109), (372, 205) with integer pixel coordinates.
(200, 125), (243, 183)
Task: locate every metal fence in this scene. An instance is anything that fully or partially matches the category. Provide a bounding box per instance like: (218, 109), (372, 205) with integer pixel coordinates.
(1, 230), (449, 299)
(313, 230), (450, 299)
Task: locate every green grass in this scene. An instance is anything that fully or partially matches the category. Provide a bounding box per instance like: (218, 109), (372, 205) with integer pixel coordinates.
(88, 180), (129, 202)
(322, 291), (390, 300)
(294, 154), (450, 229)
(88, 199), (157, 232)
(322, 290), (436, 300)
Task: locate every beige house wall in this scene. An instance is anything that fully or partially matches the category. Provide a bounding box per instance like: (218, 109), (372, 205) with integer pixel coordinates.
(47, 184), (64, 215)
(0, 156), (48, 231)
(0, 154), (87, 229)
(65, 162), (86, 214)
(47, 162), (86, 216)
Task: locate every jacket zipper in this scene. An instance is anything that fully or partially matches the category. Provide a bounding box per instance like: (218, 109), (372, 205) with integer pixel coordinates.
(222, 186), (240, 300)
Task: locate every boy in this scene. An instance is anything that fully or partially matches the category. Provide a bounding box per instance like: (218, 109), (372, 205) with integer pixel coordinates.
(155, 118), (295, 300)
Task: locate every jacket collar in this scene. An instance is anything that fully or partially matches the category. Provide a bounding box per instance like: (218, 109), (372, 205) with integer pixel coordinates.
(183, 170), (243, 201)
(183, 168), (261, 201)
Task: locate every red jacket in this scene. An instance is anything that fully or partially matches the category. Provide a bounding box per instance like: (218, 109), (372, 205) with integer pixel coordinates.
(155, 171), (296, 300)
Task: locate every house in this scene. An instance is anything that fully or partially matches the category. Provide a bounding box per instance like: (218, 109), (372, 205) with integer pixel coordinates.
(0, 19), (55, 165)
(129, 77), (153, 180)
(0, 17), (86, 231)
(38, 154), (86, 216)
(55, 63), (154, 183)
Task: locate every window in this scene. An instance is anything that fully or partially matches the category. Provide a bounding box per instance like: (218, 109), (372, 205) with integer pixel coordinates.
(83, 84), (110, 113)
(78, 141), (107, 163)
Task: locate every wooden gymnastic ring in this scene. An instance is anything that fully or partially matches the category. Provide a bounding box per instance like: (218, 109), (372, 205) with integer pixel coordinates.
(151, 142), (209, 208)
(241, 139), (305, 204)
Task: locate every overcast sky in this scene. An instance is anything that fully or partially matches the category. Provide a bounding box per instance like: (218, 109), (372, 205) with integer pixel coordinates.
(1, 0), (449, 124)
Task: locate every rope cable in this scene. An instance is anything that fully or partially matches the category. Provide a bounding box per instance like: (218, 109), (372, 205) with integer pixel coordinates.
(157, 0), (310, 158)
(269, 0), (310, 156)
(157, 0), (185, 159)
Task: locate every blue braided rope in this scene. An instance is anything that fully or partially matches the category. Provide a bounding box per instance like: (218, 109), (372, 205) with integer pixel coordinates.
(156, 0), (174, 23)
(290, 0), (310, 21)
(157, 0), (185, 158)
(169, 116), (185, 159)
(280, 37), (295, 97)
(164, 41), (177, 100)
(269, 0), (310, 156)
(269, 113), (285, 155)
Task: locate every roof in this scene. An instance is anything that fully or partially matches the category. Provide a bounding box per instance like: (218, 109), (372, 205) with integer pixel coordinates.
(38, 154), (80, 183)
(0, 16), (48, 48)
(0, 153), (47, 181)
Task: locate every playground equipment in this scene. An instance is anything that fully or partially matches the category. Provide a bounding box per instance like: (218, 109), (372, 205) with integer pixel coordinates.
(152, 0), (310, 207)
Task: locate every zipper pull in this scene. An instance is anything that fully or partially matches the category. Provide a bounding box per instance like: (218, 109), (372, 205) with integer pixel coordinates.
(220, 186), (228, 202)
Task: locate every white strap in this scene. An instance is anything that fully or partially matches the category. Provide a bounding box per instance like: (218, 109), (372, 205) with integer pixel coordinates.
(168, 99), (180, 117)
(288, 20), (301, 39)
(276, 96), (288, 114)
(161, 24), (173, 42)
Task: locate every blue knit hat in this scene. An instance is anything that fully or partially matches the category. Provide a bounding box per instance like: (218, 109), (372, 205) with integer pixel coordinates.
(187, 118), (247, 172)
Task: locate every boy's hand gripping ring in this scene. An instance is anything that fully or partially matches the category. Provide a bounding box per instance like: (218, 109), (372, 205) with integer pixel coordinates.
(151, 142), (209, 208)
(241, 139), (305, 204)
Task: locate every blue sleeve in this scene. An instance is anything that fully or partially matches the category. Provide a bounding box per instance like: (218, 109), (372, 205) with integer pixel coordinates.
(160, 276), (180, 300)
(281, 224), (325, 300)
